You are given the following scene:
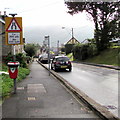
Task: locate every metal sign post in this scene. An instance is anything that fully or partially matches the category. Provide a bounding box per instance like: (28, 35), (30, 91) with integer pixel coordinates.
(10, 14), (17, 94)
(48, 36), (50, 76)
(13, 45), (16, 94)
(45, 35), (50, 76)
(6, 13), (22, 94)
(13, 45), (16, 61)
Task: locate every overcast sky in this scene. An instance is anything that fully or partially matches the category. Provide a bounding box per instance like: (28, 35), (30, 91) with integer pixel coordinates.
(0, 0), (95, 46)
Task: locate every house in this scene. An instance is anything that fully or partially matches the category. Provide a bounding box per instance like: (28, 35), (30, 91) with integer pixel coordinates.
(64, 37), (80, 54)
(65, 37), (80, 45)
(0, 13), (12, 58)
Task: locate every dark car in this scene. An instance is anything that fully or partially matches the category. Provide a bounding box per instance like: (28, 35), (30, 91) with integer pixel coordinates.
(51, 56), (72, 72)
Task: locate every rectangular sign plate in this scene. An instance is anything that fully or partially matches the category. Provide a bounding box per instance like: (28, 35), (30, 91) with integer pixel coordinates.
(8, 32), (20, 44)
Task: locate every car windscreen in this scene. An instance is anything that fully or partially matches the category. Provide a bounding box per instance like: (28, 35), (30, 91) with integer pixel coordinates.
(56, 57), (69, 62)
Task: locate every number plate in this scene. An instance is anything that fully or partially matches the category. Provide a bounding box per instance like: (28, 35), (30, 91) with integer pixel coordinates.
(61, 66), (67, 68)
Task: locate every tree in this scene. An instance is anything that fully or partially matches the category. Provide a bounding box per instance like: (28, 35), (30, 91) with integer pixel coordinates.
(24, 43), (40, 57)
(65, 44), (74, 54)
(65, 1), (120, 52)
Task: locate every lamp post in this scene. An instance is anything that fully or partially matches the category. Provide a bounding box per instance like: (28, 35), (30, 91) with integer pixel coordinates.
(57, 40), (59, 55)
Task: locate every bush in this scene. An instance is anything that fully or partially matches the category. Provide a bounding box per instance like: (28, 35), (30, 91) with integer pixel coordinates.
(73, 44), (88, 60)
(3, 53), (28, 68)
(72, 43), (98, 61)
(72, 44), (81, 60)
(3, 52), (13, 65)
(16, 53), (28, 68)
(87, 44), (98, 57)
(65, 44), (74, 55)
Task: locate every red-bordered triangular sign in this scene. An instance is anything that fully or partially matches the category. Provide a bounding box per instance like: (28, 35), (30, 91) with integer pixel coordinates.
(6, 18), (22, 32)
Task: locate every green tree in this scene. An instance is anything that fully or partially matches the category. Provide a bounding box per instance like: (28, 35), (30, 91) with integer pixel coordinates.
(65, 1), (120, 52)
(24, 43), (40, 57)
(65, 44), (74, 54)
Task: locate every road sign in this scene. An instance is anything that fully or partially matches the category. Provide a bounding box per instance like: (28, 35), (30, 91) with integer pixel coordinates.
(8, 32), (20, 44)
(5, 17), (23, 45)
(6, 18), (22, 32)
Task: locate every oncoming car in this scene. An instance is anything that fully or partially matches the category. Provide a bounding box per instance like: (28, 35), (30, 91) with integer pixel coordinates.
(51, 56), (72, 72)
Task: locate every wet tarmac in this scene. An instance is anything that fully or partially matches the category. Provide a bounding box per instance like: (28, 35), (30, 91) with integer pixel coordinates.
(56, 63), (118, 117)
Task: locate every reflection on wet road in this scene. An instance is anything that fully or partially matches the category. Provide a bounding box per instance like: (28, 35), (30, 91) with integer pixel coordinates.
(56, 63), (118, 116)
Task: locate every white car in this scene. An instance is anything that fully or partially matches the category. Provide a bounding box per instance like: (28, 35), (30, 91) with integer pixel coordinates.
(39, 53), (48, 63)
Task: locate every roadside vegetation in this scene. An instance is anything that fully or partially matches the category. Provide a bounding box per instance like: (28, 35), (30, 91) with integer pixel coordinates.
(24, 43), (41, 57)
(1, 52), (31, 98)
(67, 53), (74, 61)
(83, 48), (119, 66)
(1, 64), (30, 98)
(67, 47), (119, 66)
(65, 2), (119, 52)
(64, 1), (119, 67)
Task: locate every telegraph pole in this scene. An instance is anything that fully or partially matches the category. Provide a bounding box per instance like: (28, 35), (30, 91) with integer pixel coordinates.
(62, 27), (74, 39)
(72, 28), (74, 38)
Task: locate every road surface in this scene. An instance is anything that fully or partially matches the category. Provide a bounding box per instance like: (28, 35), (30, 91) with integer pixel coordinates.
(47, 62), (118, 117)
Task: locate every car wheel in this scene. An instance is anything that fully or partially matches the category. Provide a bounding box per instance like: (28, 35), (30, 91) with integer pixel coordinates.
(54, 67), (58, 72)
(69, 67), (72, 72)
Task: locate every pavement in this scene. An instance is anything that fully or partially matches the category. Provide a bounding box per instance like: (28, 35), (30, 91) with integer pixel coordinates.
(2, 61), (100, 119)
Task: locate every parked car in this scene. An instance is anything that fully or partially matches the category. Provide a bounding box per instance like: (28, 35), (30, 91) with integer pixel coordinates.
(39, 53), (48, 63)
(51, 56), (72, 72)
(38, 54), (42, 61)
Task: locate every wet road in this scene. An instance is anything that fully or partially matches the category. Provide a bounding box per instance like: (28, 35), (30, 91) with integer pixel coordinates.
(55, 63), (118, 117)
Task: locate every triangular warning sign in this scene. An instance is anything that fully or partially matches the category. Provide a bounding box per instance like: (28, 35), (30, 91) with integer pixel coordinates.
(6, 18), (22, 32)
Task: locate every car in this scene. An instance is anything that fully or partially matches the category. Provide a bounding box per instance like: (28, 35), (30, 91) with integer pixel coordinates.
(51, 56), (72, 72)
(38, 54), (42, 61)
(39, 53), (48, 63)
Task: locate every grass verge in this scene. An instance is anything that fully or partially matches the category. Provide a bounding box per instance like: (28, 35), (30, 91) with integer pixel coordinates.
(84, 48), (119, 66)
(67, 48), (119, 66)
(67, 53), (74, 61)
(1, 64), (30, 98)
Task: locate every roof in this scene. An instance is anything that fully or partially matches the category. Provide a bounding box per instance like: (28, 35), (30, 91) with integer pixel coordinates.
(65, 37), (80, 45)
